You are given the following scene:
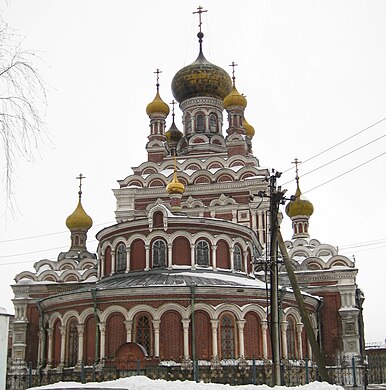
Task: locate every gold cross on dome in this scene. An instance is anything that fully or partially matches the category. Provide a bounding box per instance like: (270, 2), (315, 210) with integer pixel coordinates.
(76, 173), (85, 196)
(229, 61), (238, 86)
(170, 99), (176, 117)
(154, 68), (162, 91)
(193, 6), (207, 33)
(291, 158), (302, 183)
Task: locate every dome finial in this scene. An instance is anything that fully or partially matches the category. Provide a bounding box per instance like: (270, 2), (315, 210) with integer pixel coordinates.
(154, 68), (162, 93)
(193, 6), (207, 54)
(76, 173), (85, 200)
(292, 157), (302, 187)
(229, 61), (238, 87)
(170, 99), (176, 122)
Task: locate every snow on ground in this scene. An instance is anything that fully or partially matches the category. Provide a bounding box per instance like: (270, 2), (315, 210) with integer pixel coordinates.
(29, 376), (344, 390)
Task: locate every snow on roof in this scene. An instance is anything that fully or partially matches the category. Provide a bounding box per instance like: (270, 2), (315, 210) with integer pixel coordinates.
(28, 376), (345, 390)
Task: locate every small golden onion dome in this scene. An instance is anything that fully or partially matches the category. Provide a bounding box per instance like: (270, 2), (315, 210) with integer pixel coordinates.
(146, 92), (170, 116)
(66, 200), (93, 230)
(165, 121), (183, 145)
(166, 171), (185, 195)
(223, 86), (247, 109)
(171, 52), (232, 103)
(285, 184), (314, 218)
(242, 118), (255, 138)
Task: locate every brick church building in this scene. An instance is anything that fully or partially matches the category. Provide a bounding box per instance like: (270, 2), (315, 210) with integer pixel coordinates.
(8, 9), (365, 388)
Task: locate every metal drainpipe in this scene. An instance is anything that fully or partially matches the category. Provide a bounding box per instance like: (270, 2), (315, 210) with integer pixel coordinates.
(190, 284), (197, 381)
(91, 288), (100, 364)
(316, 297), (324, 353)
(36, 301), (46, 368)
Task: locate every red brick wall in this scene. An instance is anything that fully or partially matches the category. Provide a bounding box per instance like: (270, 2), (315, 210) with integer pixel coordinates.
(193, 310), (211, 360)
(173, 237), (191, 266)
(131, 239), (146, 271)
(84, 315), (97, 364)
(106, 313), (126, 359)
(53, 319), (61, 366)
(216, 240), (230, 269)
(104, 246), (112, 276)
(26, 304), (39, 364)
(160, 311), (183, 361)
(244, 312), (262, 359)
(317, 291), (342, 363)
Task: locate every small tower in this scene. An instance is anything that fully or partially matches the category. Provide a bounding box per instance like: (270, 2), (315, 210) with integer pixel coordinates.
(223, 62), (251, 157)
(166, 159), (185, 213)
(61, 174), (94, 260)
(146, 69), (170, 162)
(165, 100), (183, 156)
(285, 159), (314, 239)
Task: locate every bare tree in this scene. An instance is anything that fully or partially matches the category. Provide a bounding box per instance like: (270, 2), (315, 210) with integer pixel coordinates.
(0, 17), (48, 215)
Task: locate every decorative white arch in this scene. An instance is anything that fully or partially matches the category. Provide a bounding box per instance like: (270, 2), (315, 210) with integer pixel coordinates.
(99, 305), (128, 322)
(156, 303), (189, 321)
(62, 310), (81, 326)
(79, 307), (99, 324)
(241, 304), (267, 321)
(127, 304), (157, 322)
(48, 312), (63, 328)
(214, 303), (243, 320)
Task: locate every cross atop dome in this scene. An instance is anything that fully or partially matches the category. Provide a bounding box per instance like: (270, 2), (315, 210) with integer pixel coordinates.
(193, 6), (207, 53)
(76, 173), (85, 198)
(291, 157), (302, 185)
(229, 61), (238, 87)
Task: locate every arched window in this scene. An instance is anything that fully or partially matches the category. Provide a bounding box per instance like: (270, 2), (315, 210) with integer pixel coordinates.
(287, 316), (298, 359)
(220, 315), (235, 359)
(152, 239), (166, 268)
(116, 243), (126, 273)
(67, 319), (78, 367)
(209, 114), (217, 132)
(233, 245), (243, 271)
(196, 114), (205, 132)
(135, 315), (151, 355)
(196, 240), (209, 266)
(185, 114), (192, 134)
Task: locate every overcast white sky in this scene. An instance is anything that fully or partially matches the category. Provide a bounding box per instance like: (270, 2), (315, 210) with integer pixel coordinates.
(0, 1), (385, 344)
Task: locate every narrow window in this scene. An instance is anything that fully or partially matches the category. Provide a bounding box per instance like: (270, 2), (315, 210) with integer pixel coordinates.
(220, 315), (235, 359)
(287, 316), (298, 359)
(196, 114), (204, 132)
(196, 240), (209, 266)
(152, 239), (166, 268)
(67, 319), (78, 367)
(233, 245), (243, 271)
(209, 114), (217, 132)
(115, 243), (126, 273)
(185, 114), (192, 134)
(135, 315), (151, 355)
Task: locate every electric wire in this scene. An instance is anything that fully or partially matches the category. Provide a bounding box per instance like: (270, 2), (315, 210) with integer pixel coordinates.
(281, 134), (386, 186)
(303, 151), (386, 194)
(282, 117), (386, 174)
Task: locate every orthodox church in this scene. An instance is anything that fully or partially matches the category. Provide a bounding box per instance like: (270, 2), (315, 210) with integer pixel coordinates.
(8, 9), (365, 388)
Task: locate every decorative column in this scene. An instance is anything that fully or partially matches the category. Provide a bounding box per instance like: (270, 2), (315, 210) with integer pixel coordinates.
(191, 244), (196, 270)
(181, 319), (191, 360)
(297, 323), (304, 359)
(152, 320), (160, 357)
(237, 320), (246, 358)
(243, 250), (248, 274)
(251, 210), (257, 231)
(257, 211), (264, 244)
(37, 330), (44, 366)
(124, 320), (133, 343)
(100, 254), (105, 278)
(168, 243), (173, 269)
(77, 324), (85, 364)
(98, 322), (106, 360)
(125, 247), (131, 272)
(281, 321), (288, 359)
(210, 320), (219, 359)
(59, 326), (66, 366)
(110, 250), (116, 275)
(145, 245), (150, 270)
(212, 245), (217, 270)
(230, 247), (235, 272)
(47, 328), (54, 367)
(261, 320), (268, 358)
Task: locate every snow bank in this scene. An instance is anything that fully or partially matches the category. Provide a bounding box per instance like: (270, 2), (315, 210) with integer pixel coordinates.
(29, 376), (344, 390)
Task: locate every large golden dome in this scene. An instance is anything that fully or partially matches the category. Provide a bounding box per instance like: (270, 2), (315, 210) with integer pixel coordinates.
(146, 92), (170, 116)
(223, 86), (247, 109)
(242, 118), (255, 138)
(285, 184), (314, 218)
(171, 52), (232, 103)
(66, 199), (93, 231)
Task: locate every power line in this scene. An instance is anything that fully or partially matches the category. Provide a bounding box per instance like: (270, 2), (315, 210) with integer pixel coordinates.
(282, 117), (386, 174)
(303, 151), (386, 194)
(282, 133), (386, 186)
(340, 237), (386, 250)
(0, 221), (115, 243)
